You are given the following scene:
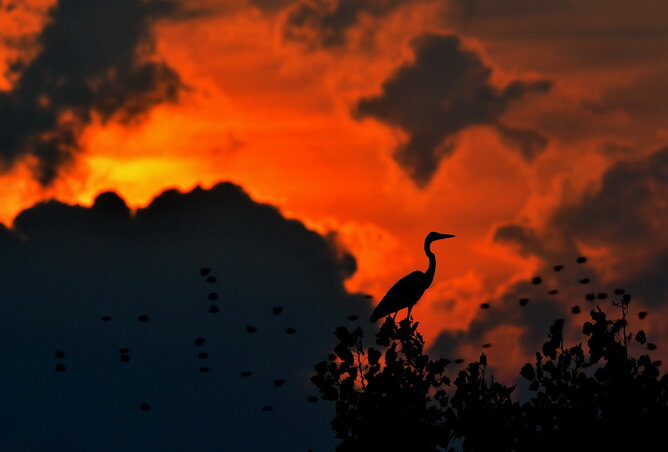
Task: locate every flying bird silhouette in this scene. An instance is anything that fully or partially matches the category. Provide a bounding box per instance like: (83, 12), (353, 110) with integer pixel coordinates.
(370, 232), (455, 322)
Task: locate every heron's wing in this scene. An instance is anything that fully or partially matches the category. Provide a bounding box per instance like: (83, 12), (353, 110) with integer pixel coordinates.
(370, 271), (427, 321)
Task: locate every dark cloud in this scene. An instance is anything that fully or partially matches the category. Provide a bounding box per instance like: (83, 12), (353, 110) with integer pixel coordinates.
(551, 146), (668, 305)
(0, 182), (371, 451)
(496, 124), (549, 161)
(249, 0), (295, 13)
(432, 146), (668, 371)
(493, 223), (545, 257)
(446, 0), (668, 69)
(0, 0), (183, 185)
(355, 34), (551, 186)
(283, 0), (404, 48)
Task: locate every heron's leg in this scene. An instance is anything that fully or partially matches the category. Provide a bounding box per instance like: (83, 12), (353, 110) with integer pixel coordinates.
(407, 305), (412, 321)
(392, 312), (397, 321)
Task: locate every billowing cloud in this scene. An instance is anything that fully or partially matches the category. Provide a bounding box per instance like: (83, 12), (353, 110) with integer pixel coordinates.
(432, 146), (668, 372)
(0, 182), (371, 451)
(0, 0), (183, 184)
(283, 0), (405, 47)
(551, 146), (668, 305)
(355, 33), (551, 186)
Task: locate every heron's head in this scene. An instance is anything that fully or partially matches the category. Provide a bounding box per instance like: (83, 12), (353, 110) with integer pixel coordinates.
(425, 232), (455, 245)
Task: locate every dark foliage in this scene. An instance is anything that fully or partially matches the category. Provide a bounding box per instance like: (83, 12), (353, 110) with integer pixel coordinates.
(312, 293), (667, 451)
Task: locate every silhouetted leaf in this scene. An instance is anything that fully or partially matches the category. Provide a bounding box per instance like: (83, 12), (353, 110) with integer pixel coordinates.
(100, 315), (111, 321)
(612, 319), (626, 333)
(520, 363), (535, 381)
(582, 322), (593, 335)
(576, 256), (587, 263)
(273, 379), (284, 387)
(636, 330), (647, 344)
(261, 406), (273, 412)
(549, 319), (565, 341)
(482, 343), (491, 348)
(614, 288), (626, 295)
(315, 361), (328, 375)
(519, 298), (529, 306)
(241, 371), (252, 377)
(207, 292), (218, 301)
(367, 347), (381, 365)
(194, 337), (205, 346)
(597, 293), (608, 299)
(347, 315), (358, 320)
(54, 351), (65, 359)
(638, 311), (647, 320)
(334, 343), (354, 364)
(579, 278), (590, 284)
(120, 354), (129, 363)
(272, 306), (283, 315)
(334, 327), (356, 347)
(139, 403), (150, 411)
(553, 265), (564, 272)
(198, 352), (208, 359)
(571, 305), (581, 314)
(138, 315), (149, 322)
(199, 367), (209, 373)
(208, 304), (219, 313)
(648, 343), (657, 351)
(480, 303), (490, 309)
(548, 290), (558, 295)
(542, 342), (557, 360)
(532, 276), (542, 285)
(55, 364), (65, 372)
(206, 276), (216, 283)
(585, 293), (596, 301)
(246, 325), (257, 334)
(285, 328), (296, 335)
(200, 268), (210, 276)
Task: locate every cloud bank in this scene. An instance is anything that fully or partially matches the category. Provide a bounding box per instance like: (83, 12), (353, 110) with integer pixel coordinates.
(0, 0), (183, 184)
(0, 182), (371, 451)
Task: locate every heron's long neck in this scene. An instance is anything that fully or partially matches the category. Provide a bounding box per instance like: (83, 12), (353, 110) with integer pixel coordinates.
(424, 241), (436, 287)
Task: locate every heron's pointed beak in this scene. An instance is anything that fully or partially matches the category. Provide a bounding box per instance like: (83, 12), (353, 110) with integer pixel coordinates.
(435, 233), (455, 240)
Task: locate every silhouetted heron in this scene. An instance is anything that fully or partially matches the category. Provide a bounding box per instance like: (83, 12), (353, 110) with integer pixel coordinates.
(370, 232), (455, 322)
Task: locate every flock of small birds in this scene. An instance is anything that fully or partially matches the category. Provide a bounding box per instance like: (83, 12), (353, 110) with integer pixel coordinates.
(52, 265), (328, 414)
(474, 255), (657, 362)
(51, 255), (659, 415)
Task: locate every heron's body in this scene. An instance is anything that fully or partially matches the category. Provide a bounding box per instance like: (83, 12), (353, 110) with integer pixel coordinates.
(370, 232), (454, 322)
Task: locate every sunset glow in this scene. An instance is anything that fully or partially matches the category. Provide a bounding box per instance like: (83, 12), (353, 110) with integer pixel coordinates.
(2, 0), (667, 348)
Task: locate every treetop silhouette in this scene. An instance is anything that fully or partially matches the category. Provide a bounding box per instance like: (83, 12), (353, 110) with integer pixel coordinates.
(314, 291), (667, 451)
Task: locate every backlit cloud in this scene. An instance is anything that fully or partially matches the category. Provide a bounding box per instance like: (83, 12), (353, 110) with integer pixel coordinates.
(283, 0), (406, 47)
(355, 33), (551, 186)
(0, 0), (183, 184)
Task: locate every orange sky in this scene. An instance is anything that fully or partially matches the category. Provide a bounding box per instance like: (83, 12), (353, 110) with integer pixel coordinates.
(2, 0), (667, 349)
